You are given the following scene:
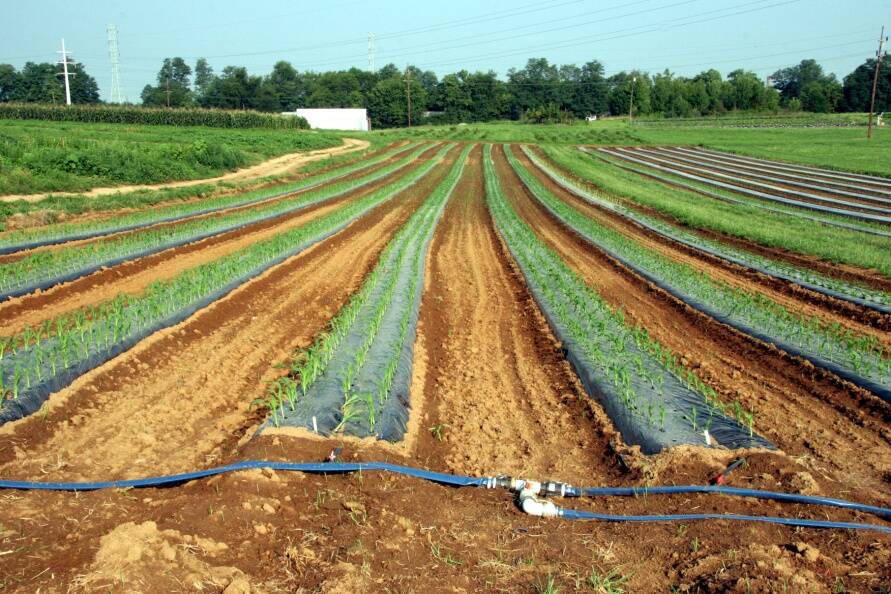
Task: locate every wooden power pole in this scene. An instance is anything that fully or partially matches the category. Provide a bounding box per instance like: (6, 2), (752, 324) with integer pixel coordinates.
(867, 25), (887, 139)
(405, 67), (412, 128)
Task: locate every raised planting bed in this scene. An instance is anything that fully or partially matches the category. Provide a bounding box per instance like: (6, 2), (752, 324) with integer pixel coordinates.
(485, 145), (771, 454)
(264, 145), (473, 440)
(0, 144), (436, 301)
(524, 146), (891, 313)
(582, 147), (891, 239)
(0, 144), (456, 425)
(507, 146), (891, 403)
(600, 148), (891, 226)
(0, 142), (420, 256)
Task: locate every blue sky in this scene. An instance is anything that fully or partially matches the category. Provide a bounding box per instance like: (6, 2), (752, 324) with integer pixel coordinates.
(2, 0), (887, 102)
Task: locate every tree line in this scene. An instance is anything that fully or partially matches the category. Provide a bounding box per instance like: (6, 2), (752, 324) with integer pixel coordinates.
(1, 54), (889, 128)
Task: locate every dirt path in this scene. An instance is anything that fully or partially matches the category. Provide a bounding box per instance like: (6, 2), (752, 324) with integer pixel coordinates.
(515, 147), (891, 337)
(0, 145), (460, 480)
(0, 138), (370, 204)
(493, 144), (891, 505)
(409, 145), (615, 483)
(0, 145), (444, 336)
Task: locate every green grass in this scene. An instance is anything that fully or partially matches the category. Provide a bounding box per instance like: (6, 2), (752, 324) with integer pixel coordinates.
(372, 117), (891, 176)
(0, 119), (343, 195)
(541, 145), (891, 277)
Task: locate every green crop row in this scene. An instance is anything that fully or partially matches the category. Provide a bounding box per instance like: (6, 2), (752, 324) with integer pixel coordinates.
(0, 144), (432, 295)
(541, 145), (891, 278)
(0, 142), (420, 250)
(523, 147), (891, 308)
(265, 145), (471, 434)
(484, 145), (749, 435)
(0, 144), (455, 414)
(0, 103), (309, 129)
(506, 147), (891, 389)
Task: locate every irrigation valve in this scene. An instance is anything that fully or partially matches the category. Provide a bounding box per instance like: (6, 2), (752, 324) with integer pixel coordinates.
(488, 476), (570, 518)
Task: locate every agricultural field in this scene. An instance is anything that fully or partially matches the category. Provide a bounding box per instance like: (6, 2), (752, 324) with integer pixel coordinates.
(0, 119), (889, 593)
(0, 118), (343, 196)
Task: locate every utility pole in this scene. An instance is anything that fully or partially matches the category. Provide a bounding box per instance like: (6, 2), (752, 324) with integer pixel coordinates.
(405, 66), (412, 128)
(628, 76), (636, 124)
(367, 32), (375, 72)
(57, 38), (74, 105)
(107, 24), (123, 104)
(867, 25), (887, 139)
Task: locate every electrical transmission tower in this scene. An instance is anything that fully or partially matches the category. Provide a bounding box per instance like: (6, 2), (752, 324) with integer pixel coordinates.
(107, 24), (123, 104)
(57, 38), (74, 105)
(368, 32), (375, 72)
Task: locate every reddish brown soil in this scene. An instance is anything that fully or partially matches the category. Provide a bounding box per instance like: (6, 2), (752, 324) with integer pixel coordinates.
(0, 145), (461, 478)
(552, 146), (891, 294)
(515, 146), (891, 336)
(0, 144), (888, 594)
(0, 144), (444, 336)
(410, 145), (615, 482)
(492, 144), (890, 498)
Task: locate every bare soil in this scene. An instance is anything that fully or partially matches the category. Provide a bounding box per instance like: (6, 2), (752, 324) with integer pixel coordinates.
(0, 143), (887, 594)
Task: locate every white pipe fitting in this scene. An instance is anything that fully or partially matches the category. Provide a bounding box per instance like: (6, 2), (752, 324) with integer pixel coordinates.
(518, 488), (560, 518)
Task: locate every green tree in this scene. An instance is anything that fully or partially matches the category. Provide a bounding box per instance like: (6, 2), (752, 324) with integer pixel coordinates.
(507, 58), (560, 118)
(842, 55), (891, 112)
(0, 64), (21, 102)
(142, 57), (193, 107)
(367, 74), (426, 128)
(607, 71), (651, 116)
(199, 66), (262, 109)
(194, 58), (215, 98)
(770, 59), (839, 111)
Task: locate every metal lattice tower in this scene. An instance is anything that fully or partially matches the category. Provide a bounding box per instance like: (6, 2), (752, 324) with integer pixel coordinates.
(368, 32), (375, 72)
(106, 24), (123, 103)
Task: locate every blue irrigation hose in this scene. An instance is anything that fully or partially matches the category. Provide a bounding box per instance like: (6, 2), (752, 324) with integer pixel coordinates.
(566, 485), (891, 518)
(0, 460), (489, 491)
(558, 508), (891, 533)
(1, 460), (890, 533)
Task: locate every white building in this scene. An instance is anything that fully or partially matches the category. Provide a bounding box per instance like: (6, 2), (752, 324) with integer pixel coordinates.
(282, 108), (370, 131)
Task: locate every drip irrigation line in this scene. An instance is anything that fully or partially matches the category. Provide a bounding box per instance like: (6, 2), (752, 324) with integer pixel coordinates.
(1, 460), (888, 533)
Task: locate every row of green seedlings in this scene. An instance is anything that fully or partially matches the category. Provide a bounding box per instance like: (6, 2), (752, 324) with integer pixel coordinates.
(0, 142), (417, 251)
(524, 146), (891, 308)
(0, 144), (456, 409)
(0, 143), (434, 294)
(588, 147), (891, 235)
(263, 145), (471, 433)
(338, 149), (467, 433)
(484, 145), (746, 435)
(506, 146), (891, 387)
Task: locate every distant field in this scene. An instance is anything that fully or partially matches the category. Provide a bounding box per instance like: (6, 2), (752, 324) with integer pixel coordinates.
(371, 115), (891, 176)
(0, 119), (342, 195)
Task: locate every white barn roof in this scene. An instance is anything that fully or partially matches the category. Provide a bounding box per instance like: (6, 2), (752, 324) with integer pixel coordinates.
(283, 108), (369, 131)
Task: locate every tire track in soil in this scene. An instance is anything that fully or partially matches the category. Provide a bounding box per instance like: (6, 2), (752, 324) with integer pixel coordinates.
(493, 144), (891, 505)
(561, 146), (891, 293)
(410, 145), (617, 483)
(0, 141), (413, 265)
(0, 144), (444, 336)
(515, 147), (891, 337)
(0, 145), (462, 481)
